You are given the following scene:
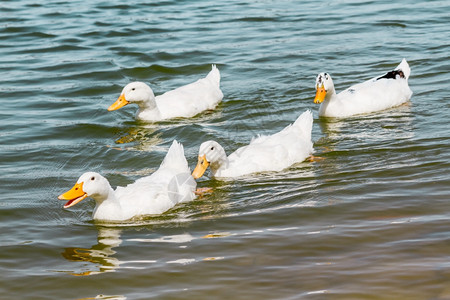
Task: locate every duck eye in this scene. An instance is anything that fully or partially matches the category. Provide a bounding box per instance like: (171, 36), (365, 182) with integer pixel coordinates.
(90, 176), (95, 181)
(131, 88), (136, 91)
(210, 146), (214, 151)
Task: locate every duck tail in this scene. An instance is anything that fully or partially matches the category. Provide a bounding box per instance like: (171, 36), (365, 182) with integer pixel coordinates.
(206, 64), (221, 86)
(293, 110), (313, 141)
(160, 140), (189, 172)
(396, 58), (411, 80)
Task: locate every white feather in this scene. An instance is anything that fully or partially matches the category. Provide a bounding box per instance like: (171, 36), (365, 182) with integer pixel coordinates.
(315, 59), (413, 118)
(62, 140), (196, 221)
(113, 65), (223, 121)
(197, 110), (314, 178)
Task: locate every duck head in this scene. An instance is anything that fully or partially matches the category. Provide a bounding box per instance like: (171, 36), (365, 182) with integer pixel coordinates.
(58, 172), (113, 208)
(108, 82), (157, 111)
(192, 141), (228, 179)
(314, 72), (335, 104)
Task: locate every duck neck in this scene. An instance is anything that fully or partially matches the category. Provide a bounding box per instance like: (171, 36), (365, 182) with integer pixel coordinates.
(136, 98), (162, 121)
(210, 154), (229, 176)
(319, 92), (335, 116)
(325, 84), (337, 102)
(319, 85), (337, 112)
(92, 187), (123, 220)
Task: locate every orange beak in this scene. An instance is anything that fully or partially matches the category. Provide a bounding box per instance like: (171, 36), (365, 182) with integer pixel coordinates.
(108, 94), (129, 111)
(314, 84), (327, 104)
(58, 182), (88, 208)
(192, 155), (210, 179)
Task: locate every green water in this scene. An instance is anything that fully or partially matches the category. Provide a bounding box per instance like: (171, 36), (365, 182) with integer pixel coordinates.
(1, 1), (449, 299)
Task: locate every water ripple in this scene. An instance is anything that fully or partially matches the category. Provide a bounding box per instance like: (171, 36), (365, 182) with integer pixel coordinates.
(0, 0), (449, 298)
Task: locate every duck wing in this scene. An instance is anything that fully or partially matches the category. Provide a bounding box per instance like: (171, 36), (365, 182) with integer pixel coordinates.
(155, 65), (223, 119)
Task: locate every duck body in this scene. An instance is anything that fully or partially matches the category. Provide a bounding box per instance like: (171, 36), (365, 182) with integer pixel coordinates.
(108, 65), (223, 122)
(192, 110), (314, 179)
(314, 59), (412, 118)
(58, 141), (196, 221)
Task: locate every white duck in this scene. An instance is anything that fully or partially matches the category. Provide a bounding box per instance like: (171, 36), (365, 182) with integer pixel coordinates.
(192, 110), (314, 179)
(313, 59), (412, 118)
(58, 140), (196, 221)
(108, 64), (223, 121)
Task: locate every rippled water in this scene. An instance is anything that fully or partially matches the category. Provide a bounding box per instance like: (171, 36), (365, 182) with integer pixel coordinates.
(1, 0), (449, 299)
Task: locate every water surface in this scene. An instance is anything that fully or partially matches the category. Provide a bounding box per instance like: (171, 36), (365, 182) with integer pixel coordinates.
(1, 0), (449, 299)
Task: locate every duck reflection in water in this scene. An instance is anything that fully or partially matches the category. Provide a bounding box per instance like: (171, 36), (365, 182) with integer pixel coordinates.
(113, 124), (162, 151)
(317, 103), (413, 144)
(62, 227), (122, 276)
